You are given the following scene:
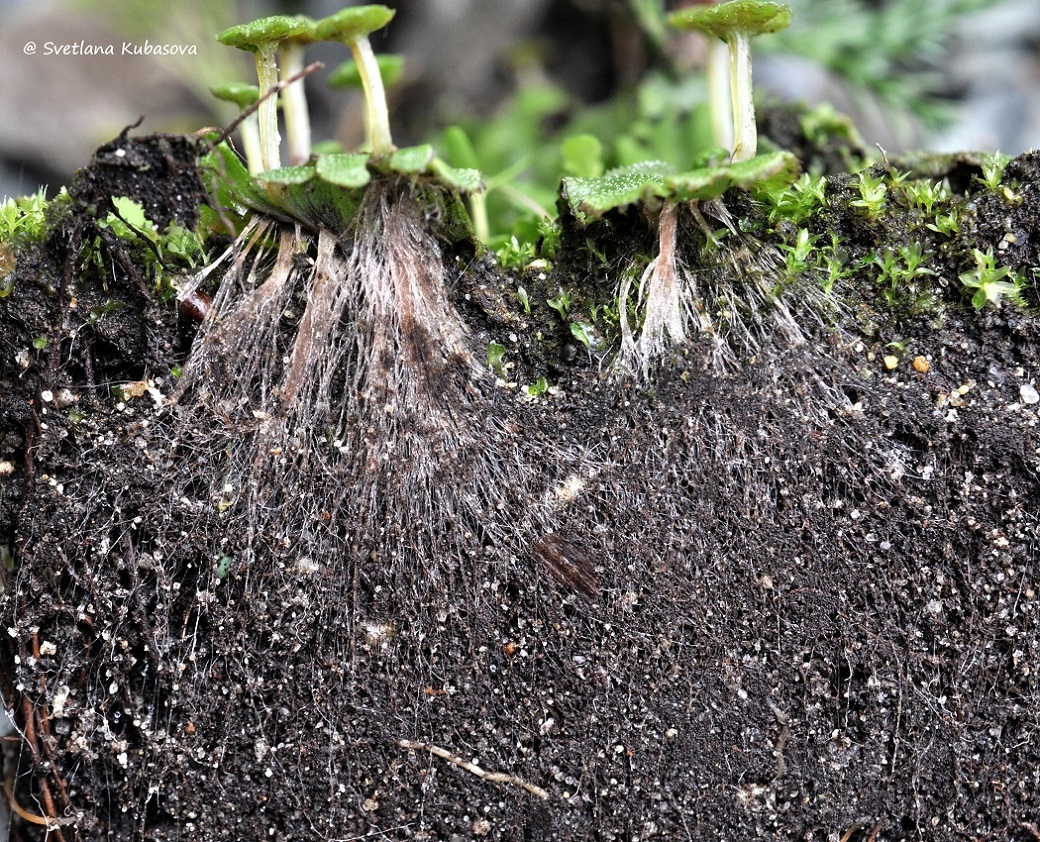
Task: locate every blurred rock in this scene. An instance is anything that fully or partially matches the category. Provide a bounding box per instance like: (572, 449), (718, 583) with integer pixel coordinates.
(928, 0), (1040, 153)
(0, 5), (208, 199)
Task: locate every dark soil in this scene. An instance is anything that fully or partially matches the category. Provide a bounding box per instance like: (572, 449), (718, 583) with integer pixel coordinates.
(1, 133), (1039, 842)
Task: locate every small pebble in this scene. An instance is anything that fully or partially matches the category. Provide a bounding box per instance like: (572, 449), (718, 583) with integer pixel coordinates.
(912, 356), (930, 373)
(883, 355), (899, 370)
(1020, 383), (1039, 405)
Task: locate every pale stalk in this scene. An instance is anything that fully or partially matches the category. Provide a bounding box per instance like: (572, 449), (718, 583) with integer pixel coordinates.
(728, 35), (755, 162)
(280, 42), (312, 165)
(348, 37), (394, 156)
(239, 114), (264, 174)
(707, 39), (733, 153)
(469, 194), (490, 243)
(253, 45), (281, 171)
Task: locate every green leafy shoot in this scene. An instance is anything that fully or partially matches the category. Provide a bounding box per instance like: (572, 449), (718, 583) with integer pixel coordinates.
(516, 286), (532, 313)
(850, 170), (887, 219)
(926, 210), (960, 237)
(496, 236), (537, 271)
(547, 287), (574, 319)
(780, 227), (816, 278)
(977, 152), (1012, 192)
(870, 241), (934, 302)
(0, 189), (52, 245)
(760, 172), (827, 225)
(902, 179), (949, 214)
(97, 197), (206, 298)
(959, 248), (1026, 310)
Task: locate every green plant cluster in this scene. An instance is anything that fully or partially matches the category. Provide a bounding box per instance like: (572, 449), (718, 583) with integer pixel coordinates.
(1, 190), (53, 297)
(1, 1), (1034, 325)
(759, 152), (1031, 316)
(94, 197), (207, 301)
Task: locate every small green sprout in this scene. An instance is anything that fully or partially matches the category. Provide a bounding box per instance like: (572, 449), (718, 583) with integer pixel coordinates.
(487, 342), (508, 379)
(959, 248), (1026, 310)
(547, 288), (573, 319)
(569, 321), (594, 348)
(902, 179), (949, 215)
(819, 233), (848, 296)
(762, 172), (827, 225)
(926, 211), (960, 237)
(780, 227), (816, 278)
(314, 5), (397, 157)
(495, 236), (537, 271)
(851, 170), (888, 219)
(32, 336), (48, 350)
(668, 1), (792, 162)
(523, 376), (551, 398)
(871, 242), (934, 301)
(977, 152), (1012, 192)
(1, 188), (50, 244)
(516, 286), (532, 313)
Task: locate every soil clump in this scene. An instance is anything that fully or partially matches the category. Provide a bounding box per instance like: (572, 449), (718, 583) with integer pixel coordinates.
(1, 133), (1038, 841)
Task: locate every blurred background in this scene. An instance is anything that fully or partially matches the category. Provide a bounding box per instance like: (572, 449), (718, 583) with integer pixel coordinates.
(2, 0), (1039, 202)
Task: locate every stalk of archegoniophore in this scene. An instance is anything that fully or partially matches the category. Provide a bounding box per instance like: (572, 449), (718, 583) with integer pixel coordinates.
(669, 1), (792, 163)
(218, 16), (314, 171)
(314, 6), (397, 157)
(350, 38), (393, 156)
(279, 24), (317, 165)
(728, 33), (756, 162)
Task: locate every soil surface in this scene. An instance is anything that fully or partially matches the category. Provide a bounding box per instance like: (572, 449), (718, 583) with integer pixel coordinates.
(1, 133), (1039, 842)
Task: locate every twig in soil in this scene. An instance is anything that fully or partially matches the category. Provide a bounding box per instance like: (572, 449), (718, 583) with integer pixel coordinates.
(4, 700), (79, 837)
(398, 739), (549, 799)
(865, 819), (886, 842)
(3, 773), (78, 832)
(1019, 823), (1040, 842)
(838, 826), (858, 842)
